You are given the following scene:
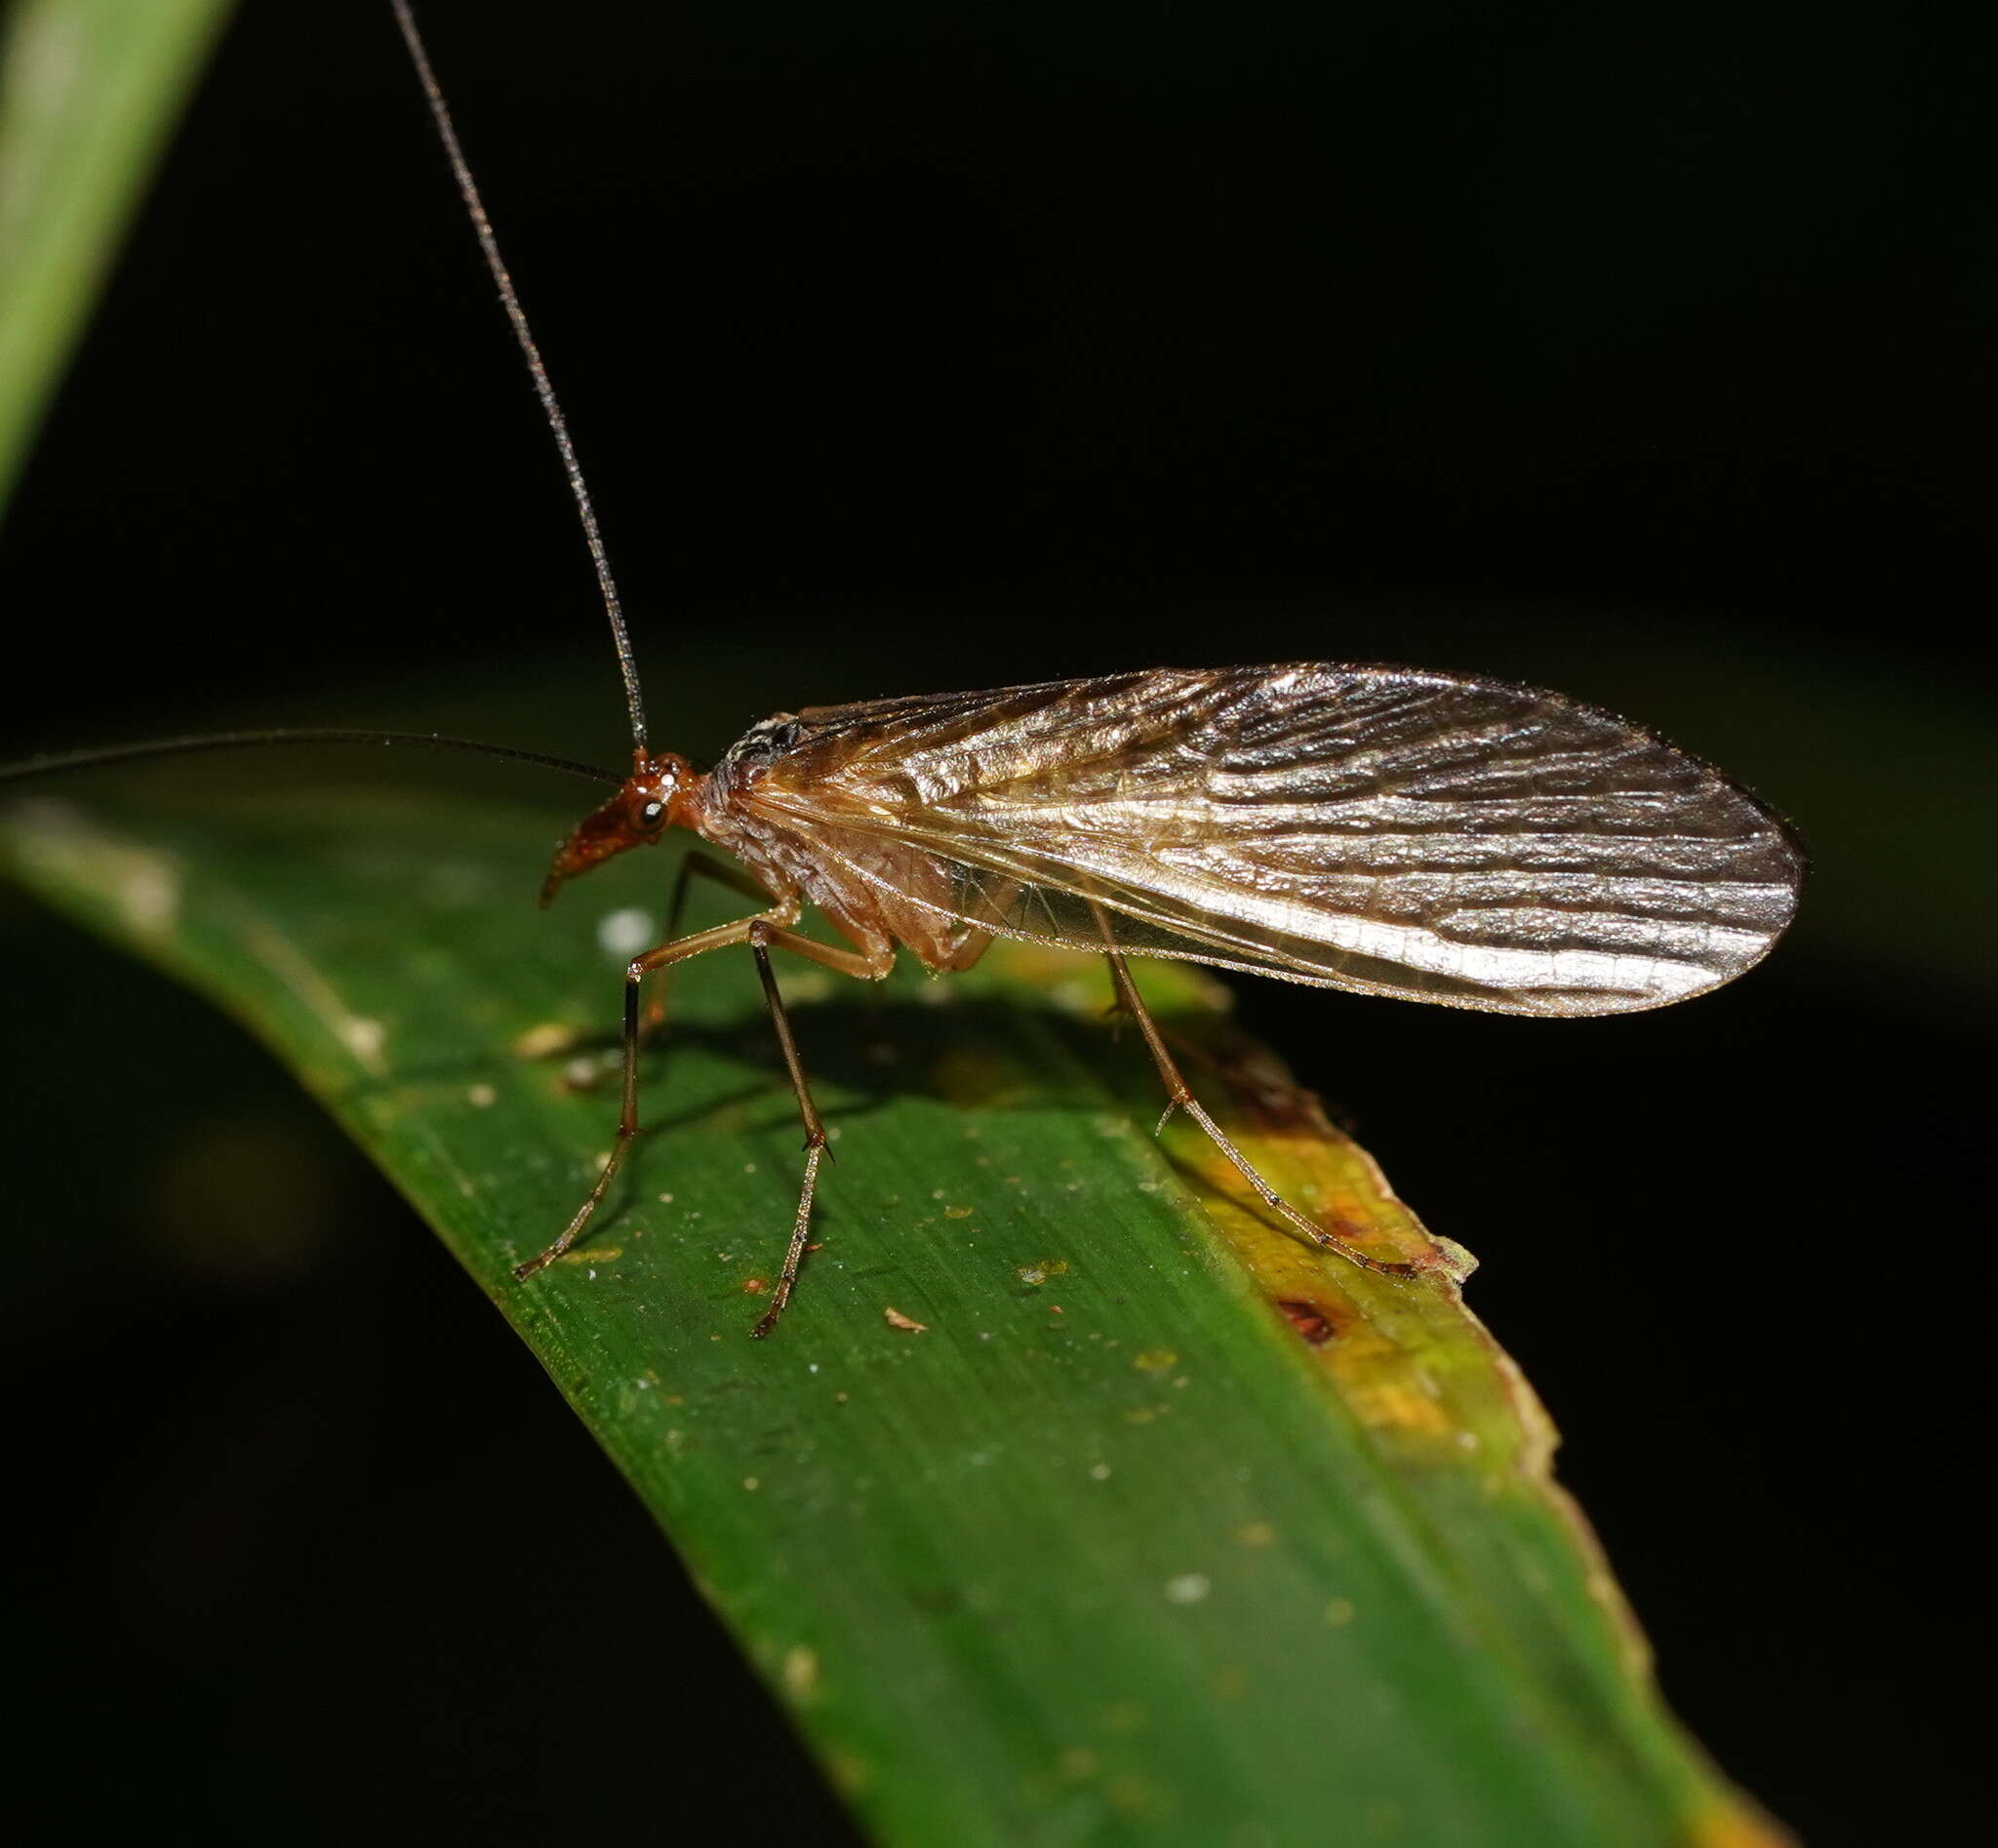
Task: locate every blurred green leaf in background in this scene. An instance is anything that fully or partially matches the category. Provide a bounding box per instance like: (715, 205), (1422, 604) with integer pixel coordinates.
(0, 0), (232, 504)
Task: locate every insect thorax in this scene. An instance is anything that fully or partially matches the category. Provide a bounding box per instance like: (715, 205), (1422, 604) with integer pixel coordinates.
(714, 714), (805, 783)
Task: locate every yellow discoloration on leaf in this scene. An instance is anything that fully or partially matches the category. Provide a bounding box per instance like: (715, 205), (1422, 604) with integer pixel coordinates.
(827, 1752), (870, 1796)
(509, 1020), (579, 1060)
(782, 1645), (819, 1700)
(1133, 960), (1679, 1694)
(929, 1043), (1032, 1107)
(1687, 1800), (1797, 1848)
(6, 806), (183, 939)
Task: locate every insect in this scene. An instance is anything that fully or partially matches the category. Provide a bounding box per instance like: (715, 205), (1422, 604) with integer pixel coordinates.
(3, 4), (1804, 1339)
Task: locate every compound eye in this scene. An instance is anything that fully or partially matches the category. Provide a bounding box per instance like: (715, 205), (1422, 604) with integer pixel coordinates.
(635, 798), (667, 831)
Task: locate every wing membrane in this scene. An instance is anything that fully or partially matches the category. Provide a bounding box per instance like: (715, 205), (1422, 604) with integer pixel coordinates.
(746, 664), (1804, 1016)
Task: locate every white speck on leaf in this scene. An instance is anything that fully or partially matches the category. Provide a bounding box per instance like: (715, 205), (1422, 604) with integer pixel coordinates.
(1164, 1574), (1212, 1605)
(597, 906), (657, 958)
(511, 1021), (577, 1060)
(117, 858), (180, 938)
(341, 1018), (386, 1064)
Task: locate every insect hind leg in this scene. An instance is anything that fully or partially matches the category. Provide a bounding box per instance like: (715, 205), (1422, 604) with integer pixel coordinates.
(1099, 948), (1420, 1281)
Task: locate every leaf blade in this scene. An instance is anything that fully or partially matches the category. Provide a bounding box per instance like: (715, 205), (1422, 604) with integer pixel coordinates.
(1, 789), (1788, 1848)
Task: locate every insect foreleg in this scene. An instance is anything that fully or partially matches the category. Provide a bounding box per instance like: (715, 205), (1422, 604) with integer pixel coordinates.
(515, 898), (885, 1338)
(1098, 946), (1420, 1282)
(513, 908), (795, 1281)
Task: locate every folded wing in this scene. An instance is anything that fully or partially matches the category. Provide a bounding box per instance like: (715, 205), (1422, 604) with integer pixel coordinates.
(739, 663), (1804, 1016)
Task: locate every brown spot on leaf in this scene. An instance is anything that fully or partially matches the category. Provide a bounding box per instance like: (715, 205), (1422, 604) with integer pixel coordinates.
(1276, 1299), (1337, 1346)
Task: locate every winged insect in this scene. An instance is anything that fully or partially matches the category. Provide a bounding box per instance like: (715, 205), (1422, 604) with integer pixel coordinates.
(2, 3), (1805, 1338)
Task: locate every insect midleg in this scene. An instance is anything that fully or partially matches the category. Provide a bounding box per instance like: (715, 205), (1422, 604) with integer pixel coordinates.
(643, 851), (774, 1039)
(740, 923), (885, 1340)
(1095, 938), (1420, 1282)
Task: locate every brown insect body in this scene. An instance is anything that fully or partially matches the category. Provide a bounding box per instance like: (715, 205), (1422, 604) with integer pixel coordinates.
(545, 730), (993, 981)
(514, 661), (1803, 1332)
(542, 663), (1802, 1019)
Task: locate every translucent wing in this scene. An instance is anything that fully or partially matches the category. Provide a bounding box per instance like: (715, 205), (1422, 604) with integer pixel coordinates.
(737, 663), (1804, 1017)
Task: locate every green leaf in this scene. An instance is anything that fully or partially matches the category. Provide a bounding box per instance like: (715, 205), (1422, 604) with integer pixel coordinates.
(1, 784), (1789, 1848)
(0, 0), (234, 508)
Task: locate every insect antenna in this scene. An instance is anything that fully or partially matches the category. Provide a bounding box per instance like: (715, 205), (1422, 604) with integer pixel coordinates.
(388, 0), (650, 756)
(0, 731), (621, 787)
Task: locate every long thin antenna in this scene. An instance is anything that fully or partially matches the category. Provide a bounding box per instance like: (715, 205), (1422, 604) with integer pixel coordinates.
(388, 0), (650, 755)
(0, 731), (622, 787)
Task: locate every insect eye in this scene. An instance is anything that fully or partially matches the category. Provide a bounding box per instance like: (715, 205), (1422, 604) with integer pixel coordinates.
(635, 798), (667, 831)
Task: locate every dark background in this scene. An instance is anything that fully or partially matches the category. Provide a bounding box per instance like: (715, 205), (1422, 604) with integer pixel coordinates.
(2, 2), (1989, 1841)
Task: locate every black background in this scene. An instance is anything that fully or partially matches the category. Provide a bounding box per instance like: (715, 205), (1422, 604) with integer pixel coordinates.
(2, 2), (1989, 1842)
